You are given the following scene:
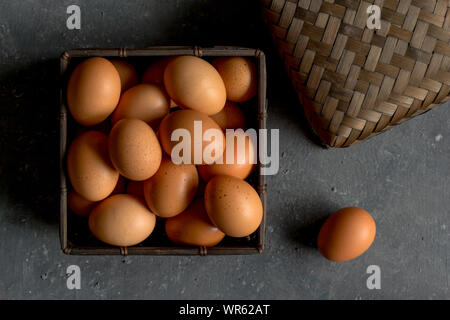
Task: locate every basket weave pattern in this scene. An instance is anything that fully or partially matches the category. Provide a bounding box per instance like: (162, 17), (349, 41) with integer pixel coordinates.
(262, 0), (450, 147)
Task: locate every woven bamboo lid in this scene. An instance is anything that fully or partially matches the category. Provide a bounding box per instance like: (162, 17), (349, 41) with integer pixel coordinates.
(262, 0), (450, 147)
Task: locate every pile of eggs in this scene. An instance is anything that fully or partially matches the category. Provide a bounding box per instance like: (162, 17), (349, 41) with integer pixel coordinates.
(66, 55), (263, 248)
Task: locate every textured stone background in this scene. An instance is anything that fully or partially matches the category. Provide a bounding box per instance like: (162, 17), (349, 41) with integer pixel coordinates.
(0, 0), (448, 299)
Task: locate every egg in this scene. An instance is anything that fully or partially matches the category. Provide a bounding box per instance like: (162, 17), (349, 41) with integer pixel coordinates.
(126, 181), (144, 199)
(142, 57), (174, 84)
(67, 57), (121, 126)
(165, 198), (225, 246)
(68, 174), (125, 217)
(68, 190), (98, 217)
(159, 110), (225, 165)
(317, 207), (376, 262)
(143, 156), (198, 218)
(204, 175), (263, 237)
(198, 131), (256, 182)
(212, 57), (257, 102)
(163, 56), (226, 115)
(108, 119), (162, 181)
(67, 131), (119, 201)
(110, 59), (139, 92)
(142, 58), (180, 109)
(111, 84), (170, 130)
(210, 101), (246, 130)
(89, 194), (156, 247)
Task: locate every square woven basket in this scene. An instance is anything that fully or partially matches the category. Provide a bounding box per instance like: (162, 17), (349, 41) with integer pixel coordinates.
(59, 46), (267, 256)
(262, 0), (450, 147)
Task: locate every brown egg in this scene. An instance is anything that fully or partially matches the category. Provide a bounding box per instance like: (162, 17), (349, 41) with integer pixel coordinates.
(89, 194), (156, 247)
(210, 101), (246, 130)
(204, 175), (263, 237)
(108, 119), (162, 181)
(110, 59), (139, 92)
(198, 131), (256, 182)
(159, 110), (225, 165)
(67, 131), (119, 201)
(212, 57), (257, 102)
(317, 207), (376, 262)
(166, 198), (225, 246)
(164, 56), (226, 115)
(111, 84), (170, 130)
(126, 180), (144, 199)
(68, 173), (126, 217)
(142, 57), (174, 84)
(143, 156), (198, 218)
(68, 190), (98, 217)
(67, 57), (121, 126)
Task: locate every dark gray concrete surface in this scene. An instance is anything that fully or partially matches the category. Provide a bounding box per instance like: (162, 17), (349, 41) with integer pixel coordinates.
(0, 0), (449, 299)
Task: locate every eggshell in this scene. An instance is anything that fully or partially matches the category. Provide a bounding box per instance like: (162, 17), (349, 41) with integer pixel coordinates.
(126, 181), (144, 199)
(165, 198), (225, 246)
(317, 207), (376, 262)
(68, 173), (126, 217)
(159, 110), (225, 165)
(163, 56), (226, 115)
(67, 131), (119, 201)
(198, 131), (255, 182)
(143, 156), (198, 218)
(204, 175), (263, 237)
(212, 57), (257, 102)
(67, 57), (121, 126)
(111, 84), (170, 130)
(110, 59), (139, 92)
(89, 194), (156, 247)
(108, 119), (162, 181)
(142, 57), (174, 84)
(210, 101), (246, 130)
(68, 191), (98, 217)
